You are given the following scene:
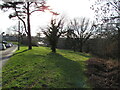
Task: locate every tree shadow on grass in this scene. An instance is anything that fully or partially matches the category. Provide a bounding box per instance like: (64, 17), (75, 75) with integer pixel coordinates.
(45, 52), (89, 88)
(12, 49), (29, 56)
(1, 50), (29, 60)
(68, 51), (91, 58)
(77, 53), (91, 58)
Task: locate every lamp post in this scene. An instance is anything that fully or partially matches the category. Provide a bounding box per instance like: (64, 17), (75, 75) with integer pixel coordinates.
(18, 20), (20, 50)
(1, 32), (5, 42)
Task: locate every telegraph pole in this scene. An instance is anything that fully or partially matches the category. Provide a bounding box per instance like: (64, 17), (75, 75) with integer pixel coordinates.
(18, 20), (20, 50)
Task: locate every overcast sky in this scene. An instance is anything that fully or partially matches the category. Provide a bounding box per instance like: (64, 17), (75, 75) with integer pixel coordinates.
(0, 0), (95, 36)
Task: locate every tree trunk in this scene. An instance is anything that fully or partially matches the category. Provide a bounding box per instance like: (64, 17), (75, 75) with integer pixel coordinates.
(51, 42), (56, 53)
(79, 40), (83, 52)
(118, 28), (120, 60)
(51, 46), (56, 53)
(79, 44), (83, 52)
(51, 41), (56, 53)
(73, 46), (76, 52)
(27, 2), (32, 50)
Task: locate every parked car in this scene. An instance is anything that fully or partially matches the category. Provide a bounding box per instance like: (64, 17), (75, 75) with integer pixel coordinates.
(2, 41), (13, 48)
(0, 43), (6, 50)
(2, 41), (7, 44)
(9, 43), (13, 46)
(6, 43), (12, 48)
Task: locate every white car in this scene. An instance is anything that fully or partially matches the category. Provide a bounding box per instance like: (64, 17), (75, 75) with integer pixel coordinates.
(0, 43), (6, 50)
(6, 43), (12, 48)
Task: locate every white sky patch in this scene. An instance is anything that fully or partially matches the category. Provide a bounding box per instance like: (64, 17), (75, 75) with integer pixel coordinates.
(0, 10), (17, 33)
(47, 0), (95, 19)
(0, 0), (95, 36)
(30, 11), (53, 31)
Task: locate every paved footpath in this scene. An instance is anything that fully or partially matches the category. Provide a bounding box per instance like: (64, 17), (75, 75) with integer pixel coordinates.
(0, 45), (17, 88)
(0, 45), (18, 68)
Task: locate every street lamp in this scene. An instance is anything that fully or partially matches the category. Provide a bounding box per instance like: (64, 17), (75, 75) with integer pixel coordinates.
(18, 20), (20, 50)
(1, 32), (5, 42)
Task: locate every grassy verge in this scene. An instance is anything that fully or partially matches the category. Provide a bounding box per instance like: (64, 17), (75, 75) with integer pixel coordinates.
(7, 41), (18, 45)
(2, 46), (91, 88)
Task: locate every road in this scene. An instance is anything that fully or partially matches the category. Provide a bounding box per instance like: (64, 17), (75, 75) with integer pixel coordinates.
(0, 45), (18, 68)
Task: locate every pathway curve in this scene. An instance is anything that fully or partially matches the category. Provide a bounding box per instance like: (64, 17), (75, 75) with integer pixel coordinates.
(0, 45), (18, 67)
(0, 45), (17, 88)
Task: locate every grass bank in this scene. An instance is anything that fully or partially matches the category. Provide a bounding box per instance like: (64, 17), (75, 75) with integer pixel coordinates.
(2, 46), (91, 88)
(7, 41), (18, 45)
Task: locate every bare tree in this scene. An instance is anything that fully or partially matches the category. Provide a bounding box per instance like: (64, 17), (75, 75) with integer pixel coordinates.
(91, 0), (120, 59)
(36, 31), (42, 42)
(43, 18), (65, 53)
(90, 0), (120, 39)
(90, 0), (120, 23)
(68, 17), (96, 52)
(0, 1), (58, 50)
(65, 27), (77, 51)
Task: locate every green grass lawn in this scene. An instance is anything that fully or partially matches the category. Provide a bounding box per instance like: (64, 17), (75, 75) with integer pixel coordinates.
(7, 41), (18, 45)
(2, 46), (92, 88)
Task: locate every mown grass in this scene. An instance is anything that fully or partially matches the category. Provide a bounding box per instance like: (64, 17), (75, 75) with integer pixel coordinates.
(2, 46), (91, 88)
(7, 41), (18, 45)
